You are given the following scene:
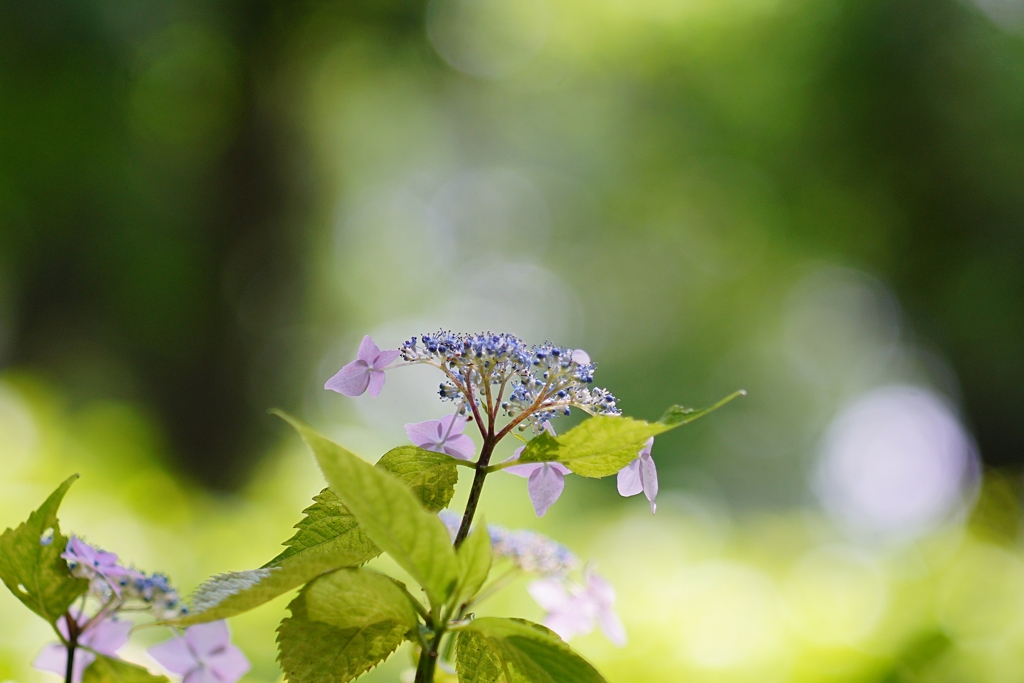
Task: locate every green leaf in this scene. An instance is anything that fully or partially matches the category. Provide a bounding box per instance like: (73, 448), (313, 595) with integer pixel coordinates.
(276, 411), (459, 610)
(0, 475), (88, 623)
(82, 656), (169, 683)
(451, 522), (492, 612)
(278, 568), (418, 683)
(518, 390), (745, 477)
(376, 446), (460, 513)
(173, 446), (459, 625)
(456, 618), (607, 683)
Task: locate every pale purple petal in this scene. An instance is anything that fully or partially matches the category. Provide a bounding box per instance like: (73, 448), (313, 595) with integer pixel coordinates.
(528, 465), (565, 517)
(438, 413), (467, 436)
(597, 607), (627, 647)
(370, 349), (401, 370)
(357, 335), (381, 363)
(405, 420), (444, 449)
(324, 360), (370, 396)
(527, 579), (572, 611)
(584, 571), (616, 608)
(442, 434), (476, 461)
(366, 369), (387, 398)
(544, 610), (593, 642)
(639, 452), (658, 513)
(207, 645), (250, 683)
(504, 460), (543, 477)
(33, 644), (70, 677)
(571, 350), (591, 365)
(616, 459), (643, 497)
(184, 621), (231, 658)
(81, 619), (132, 655)
(149, 637), (197, 675)
(183, 668), (221, 683)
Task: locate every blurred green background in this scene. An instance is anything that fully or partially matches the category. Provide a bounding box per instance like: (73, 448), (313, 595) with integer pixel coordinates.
(3, 0), (1024, 680)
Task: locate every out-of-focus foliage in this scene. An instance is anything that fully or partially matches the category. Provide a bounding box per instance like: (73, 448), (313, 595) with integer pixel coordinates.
(3, 0), (1024, 680)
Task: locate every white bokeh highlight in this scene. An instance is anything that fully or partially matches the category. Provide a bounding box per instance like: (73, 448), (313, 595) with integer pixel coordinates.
(813, 385), (978, 542)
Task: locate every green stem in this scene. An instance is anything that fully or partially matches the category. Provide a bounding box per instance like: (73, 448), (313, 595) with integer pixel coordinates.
(414, 629), (445, 683)
(454, 437), (495, 548)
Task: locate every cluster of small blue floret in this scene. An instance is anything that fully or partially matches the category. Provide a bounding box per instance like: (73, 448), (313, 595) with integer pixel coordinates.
(401, 331), (619, 428)
(121, 571), (188, 619)
(438, 511), (580, 576)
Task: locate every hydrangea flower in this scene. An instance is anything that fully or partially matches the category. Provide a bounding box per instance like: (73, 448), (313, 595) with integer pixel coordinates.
(33, 611), (131, 683)
(616, 437), (658, 513)
(438, 511), (581, 576)
(62, 536), (129, 590)
(324, 335), (401, 398)
(528, 567), (626, 646)
(404, 414), (476, 460)
(398, 332), (618, 430)
(503, 422), (572, 517)
(149, 621), (250, 683)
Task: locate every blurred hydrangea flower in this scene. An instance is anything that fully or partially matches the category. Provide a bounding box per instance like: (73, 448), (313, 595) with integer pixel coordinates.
(405, 414), (476, 460)
(149, 621), (250, 683)
(504, 422), (571, 517)
(438, 512), (579, 576)
(33, 611), (131, 683)
(617, 437), (658, 513)
(62, 536), (129, 591)
(528, 566), (626, 646)
(325, 335), (401, 397)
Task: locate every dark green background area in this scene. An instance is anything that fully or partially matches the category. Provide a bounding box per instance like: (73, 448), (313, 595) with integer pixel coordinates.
(0, 0), (1021, 491)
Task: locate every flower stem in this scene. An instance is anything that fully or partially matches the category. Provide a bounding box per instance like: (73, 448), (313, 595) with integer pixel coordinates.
(64, 613), (79, 683)
(414, 629), (445, 683)
(454, 437), (495, 548)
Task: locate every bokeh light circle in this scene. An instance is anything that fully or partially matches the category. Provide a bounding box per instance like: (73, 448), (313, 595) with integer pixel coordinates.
(426, 0), (549, 78)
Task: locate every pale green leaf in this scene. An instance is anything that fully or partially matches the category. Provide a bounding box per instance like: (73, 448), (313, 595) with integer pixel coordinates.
(452, 522), (492, 612)
(518, 391), (745, 477)
(82, 656), (169, 683)
(276, 411), (459, 609)
(173, 445), (459, 625)
(277, 568), (418, 683)
(376, 446), (460, 513)
(0, 475), (88, 623)
(456, 618), (606, 683)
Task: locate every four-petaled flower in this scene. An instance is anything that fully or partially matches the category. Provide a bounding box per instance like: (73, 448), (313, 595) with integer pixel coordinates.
(62, 536), (129, 589)
(33, 611), (131, 683)
(617, 437), (658, 513)
(325, 335), (400, 398)
(527, 566), (626, 646)
(504, 422), (572, 517)
(149, 621), (250, 683)
(405, 414), (476, 460)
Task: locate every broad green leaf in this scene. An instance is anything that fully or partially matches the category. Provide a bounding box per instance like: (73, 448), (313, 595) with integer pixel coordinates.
(451, 522), (492, 612)
(456, 618), (606, 683)
(276, 411), (459, 609)
(173, 447), (459, 625)
(518, 390), (745, 477)
(278, 568), (418, 683)
(0, 475), (88, 622)
(376, 446), (460, 512)
(82, 656), (169, 683)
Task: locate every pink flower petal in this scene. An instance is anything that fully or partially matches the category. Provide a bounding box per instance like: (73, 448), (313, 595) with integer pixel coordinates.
(527, 579), (572, 611)
(571, 350), (591, 365)
(598, 608), (627, 647)
(357, 335), (381, 363)
(149, 637), (197, 675)
(184, 668), (221, 683)
(616, 459), (643, 497)
(405, 420), (443, 449)
(324, 360), (371, 396)
(639, 452), (658, 513)
(442, 434), (476, 461)
(438, 413), (467, 436)
(207, 645), (250, 683)
(81, 619), (132, 656)
(528, 466), (565, 517)
(366, 369), (386, 397)
(371, 349), (401, 370)
(185, 621), (231, 658)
